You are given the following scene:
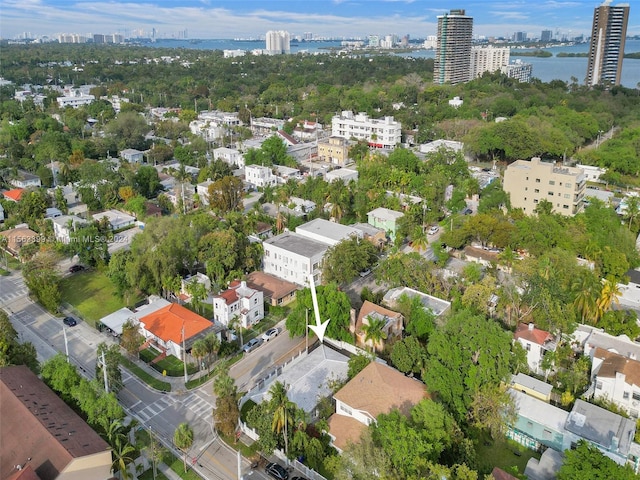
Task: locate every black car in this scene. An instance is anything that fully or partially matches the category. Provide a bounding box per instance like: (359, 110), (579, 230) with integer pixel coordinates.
(265, 462), (289, 480)
(68, 265), (85, 273)
(291, 477), (309, 480)
(63, 316), (77, 327)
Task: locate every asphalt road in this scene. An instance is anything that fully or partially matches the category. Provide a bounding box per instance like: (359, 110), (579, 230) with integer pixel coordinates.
(1, 268), (309, 480)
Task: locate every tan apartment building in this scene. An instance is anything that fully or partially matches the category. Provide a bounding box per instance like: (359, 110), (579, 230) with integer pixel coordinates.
(503, 157), (585, 216)
(317, 136), (350, 166)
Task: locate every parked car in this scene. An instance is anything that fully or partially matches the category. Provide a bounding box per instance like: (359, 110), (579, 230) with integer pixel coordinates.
(427, 225), (439, 235)
(63, 316), (77, 327)
(68, 265), (85, 273)
(461, 208), (473, 215)
(262, 327), (281, 342)
(242, 337), (263, 353)
(359, 268), (371, 277)
(291, 477), (309, 480)
(265, 462), (289, 480)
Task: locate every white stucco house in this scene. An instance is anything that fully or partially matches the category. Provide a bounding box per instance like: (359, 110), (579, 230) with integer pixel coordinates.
(213, 147), (244, 168)
(92, 209), (136, 230)
(295, 218), (362, 246)
(263, 232), (328, 286)
(120, 148), (145, 164)
(245, 165), (277, 189)
(213, 280), (264, 328)
(50, 215), (87, 244)
(592, 347), (640, 418)
(514, 323), (557, 375)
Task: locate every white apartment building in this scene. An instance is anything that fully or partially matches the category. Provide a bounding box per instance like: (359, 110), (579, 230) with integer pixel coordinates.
(503, 157), (586, 216)
(470, 46), (511, 79)
(265, 30), (291, 55)
(295, 218), (362, 246)
(263, 232), (328, 286)
(331, 111), (401, 149)
(57, 91), (95, 108)
(213, 280), (264, 328)
(213, 147), (244, 168)
(245, 165), (276, 189)
(592, 348), (640, 418)
(501, 59), (533, 83)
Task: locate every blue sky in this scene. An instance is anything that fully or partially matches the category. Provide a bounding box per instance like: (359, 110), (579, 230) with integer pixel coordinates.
(2, 1), (639, 40)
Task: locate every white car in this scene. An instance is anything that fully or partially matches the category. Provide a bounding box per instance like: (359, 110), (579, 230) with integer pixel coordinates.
(262, 327), (281, 342)
(427, 226), (440, 235)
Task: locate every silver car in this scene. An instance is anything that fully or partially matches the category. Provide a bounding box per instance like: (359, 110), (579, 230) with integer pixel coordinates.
(242, 337), (263, 353)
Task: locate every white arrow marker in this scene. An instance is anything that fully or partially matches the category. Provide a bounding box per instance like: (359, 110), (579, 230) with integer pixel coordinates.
(308, 274), (330, 343)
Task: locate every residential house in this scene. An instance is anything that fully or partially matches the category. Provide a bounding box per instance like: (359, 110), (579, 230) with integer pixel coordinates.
(591, 347), (640, 417)
(463, 245), (500, 267)
(509, 389), (640, 471)
(245, 165), (277, 189)
(92, 209), (136, 231)
(383, 286), (451, 317)
(120, 148), (145, 164)
(354, 301), (403, 351)
(213, 147), (244, 169)
(574, 325), (640, 360)
(503, 157), (586, 216)
(295, 218), (361, 246)
(292, 120), (323, 142)
(99, 296), (170, 336)
(510, 372), (553, 403)
(317, 136), (350, 166)
(0, 365), (112, 480)
(213, 280), (264, 329)
(328, 362), (427, 453)
(325, 168), (358, 184)
(0, 203), (4, 222)
(288, 197), (316, 215)
(44, 207), (63, 219)
(167, 182), (196, 212)
(367, 207), (404, 241)
(196, 179), (214, 206)
(246, 271), (298, 307)
(0, 225), (39, 260)
(180, 272), (212, 304)
(138, 303), (218, 360)
(351, 223), (386, 249)
(9, 171), (41, 189)
(420, 139), (464, 155)
(276, 130), (298, 147)
(287, 141), (317, 163)
(50, 215), (87, 244)
(274, 165), (302, 183)
(514, 323), (556, 375)
(263, 231), (328, 286)
(250, 117), (286, 136)
(2, 188), (24, 202)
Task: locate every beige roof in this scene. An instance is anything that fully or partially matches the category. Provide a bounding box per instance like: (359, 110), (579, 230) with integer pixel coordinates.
(355, 300), (402, 335)
(594, 347), (640, 387)
(0, 227), (39, 256)
(333, 362), (427, 418)
(246, 271), (299, 302)
(327, 414), (366, 452)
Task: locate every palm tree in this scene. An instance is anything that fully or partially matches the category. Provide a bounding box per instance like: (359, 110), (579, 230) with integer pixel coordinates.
(624, 195), (640, 230)
(411, 225), (428, 252)
(204, 332), (221, 370)
(173, 422), (194, 473)
(572, 272), (598, 324)
(498, 248), (517, 273)
(596, 278), (622, 323)
(361, 316), (387, 352)
(106, 420), (136, 480)
(191, 339), (208, 372)
(269, 381), (294, 456)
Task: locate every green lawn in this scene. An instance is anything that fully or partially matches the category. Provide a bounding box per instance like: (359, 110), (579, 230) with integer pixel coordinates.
(59, 269), (141, 327)
(476, 437), (539, 478)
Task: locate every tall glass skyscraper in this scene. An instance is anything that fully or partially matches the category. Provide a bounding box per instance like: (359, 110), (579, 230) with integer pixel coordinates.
(586, 1), (630, 86)
(435, 9), (474, 85)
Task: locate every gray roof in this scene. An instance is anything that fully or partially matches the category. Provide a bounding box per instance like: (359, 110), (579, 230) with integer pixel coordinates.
(295, 218), (360, 244)
(264, 231), (328, 258)
(351, 222), (385, 237)
(584, 329), (640, 360)
(368, 207), (404, 221)
(511, 373), (553, 397)
(524, 448), (564, 480)
(383, 287), (451, 317)
(509, 389), (569, 434)
(566, 399), (636, 455)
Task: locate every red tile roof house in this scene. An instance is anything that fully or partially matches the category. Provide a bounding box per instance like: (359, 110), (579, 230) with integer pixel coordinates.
(514, 323), (557, 375)
(138, 303), (218, 361)
(353, 300), (404, 352)
(213, 280), (264, 329)
(0, 365), (112, 480)
(327, 361), (427, 453)
(2, 188), (25, 202)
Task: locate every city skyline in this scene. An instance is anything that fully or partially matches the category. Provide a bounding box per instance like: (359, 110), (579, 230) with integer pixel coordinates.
(2, 0), (639, 41)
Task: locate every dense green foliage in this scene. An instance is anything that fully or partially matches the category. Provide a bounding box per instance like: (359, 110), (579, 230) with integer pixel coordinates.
(557, 440), (639, 480)
(0, 309), (39, 373)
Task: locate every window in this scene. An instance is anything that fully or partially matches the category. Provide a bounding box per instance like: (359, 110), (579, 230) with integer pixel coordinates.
(549, 180), (555, 185)
(564, 193), (570, 199)
(633, 392), (640, 401)
(534, 189), (540, 193)
(525, 343), (531, 351)
(563, 205), (569, 209)
(543, 429), (552, 440)
(339, 403), (353, 415)
(548, 191), (554, 196)
(565, 183), (572, 188)
(623, 392), (630, 400)
(596, 381), (603, 390)
(527, 421), (533, 429)
(535, 178), (541, 183)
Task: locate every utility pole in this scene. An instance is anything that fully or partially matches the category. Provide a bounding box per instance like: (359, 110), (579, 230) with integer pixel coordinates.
(62, 325), (69, 362)
(305, 309), (309, 354)
(237, 450), (242, 480)
(101, 350), (109, 394)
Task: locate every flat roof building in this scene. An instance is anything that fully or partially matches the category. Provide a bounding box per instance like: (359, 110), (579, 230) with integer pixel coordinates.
(503, 157), (586, 216)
